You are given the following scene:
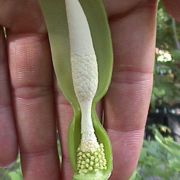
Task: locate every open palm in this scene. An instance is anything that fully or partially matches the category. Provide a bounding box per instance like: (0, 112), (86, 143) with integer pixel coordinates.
(0, 0), (159, 179)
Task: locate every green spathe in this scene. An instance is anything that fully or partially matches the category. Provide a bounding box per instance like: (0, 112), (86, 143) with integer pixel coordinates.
(73, 171), (111, 180)
(38, 0), (113, 179)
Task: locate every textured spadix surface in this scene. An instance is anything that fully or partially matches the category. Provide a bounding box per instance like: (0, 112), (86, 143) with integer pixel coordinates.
(65, 0), (107, 176)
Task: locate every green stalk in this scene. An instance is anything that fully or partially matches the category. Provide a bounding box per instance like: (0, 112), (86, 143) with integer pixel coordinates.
(38, 0), (113, 179)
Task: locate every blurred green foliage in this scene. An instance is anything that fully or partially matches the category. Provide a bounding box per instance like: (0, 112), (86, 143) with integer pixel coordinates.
(152, 55), (180, 107)
(131, 126), (180, 180)
(157, 2), (180, 50)
(152, 2), (180, 108)
(0, 157), (22, 180)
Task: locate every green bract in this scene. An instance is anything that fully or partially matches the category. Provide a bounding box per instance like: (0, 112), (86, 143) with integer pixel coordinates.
(38, 0), (113, 179)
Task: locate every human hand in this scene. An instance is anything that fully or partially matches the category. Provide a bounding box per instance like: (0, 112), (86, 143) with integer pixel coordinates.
(0, 0), (176, 180)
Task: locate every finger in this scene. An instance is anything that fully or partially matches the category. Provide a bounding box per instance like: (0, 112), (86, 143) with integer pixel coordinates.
(104, 2), (157, 180)
(55, 88), (73, 180)
(0, 27), (18, 167)
(8, 33), (60, 180)
(56, 82), (102, 179)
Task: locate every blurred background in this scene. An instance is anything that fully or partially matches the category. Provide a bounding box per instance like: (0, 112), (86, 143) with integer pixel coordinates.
(132, 2), (180, 179)
(0, 2), (180, 180)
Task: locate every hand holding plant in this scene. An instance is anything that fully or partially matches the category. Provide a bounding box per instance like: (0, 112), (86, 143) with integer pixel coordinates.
(0, 0), (179, 180)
